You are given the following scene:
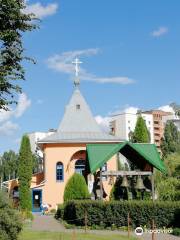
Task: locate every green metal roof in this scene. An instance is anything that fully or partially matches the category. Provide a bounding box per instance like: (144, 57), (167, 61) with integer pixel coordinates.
(87, 142), (166, 174)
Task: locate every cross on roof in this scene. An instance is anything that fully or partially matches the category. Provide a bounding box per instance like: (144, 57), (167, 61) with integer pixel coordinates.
(72, 57), (82, 77)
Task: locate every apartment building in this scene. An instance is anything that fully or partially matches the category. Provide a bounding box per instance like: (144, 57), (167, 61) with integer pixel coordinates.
(143, 110), (171, 148)
(110, 112), (154, 143)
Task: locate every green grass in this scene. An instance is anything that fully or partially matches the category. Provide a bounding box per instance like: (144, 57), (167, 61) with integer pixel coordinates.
(19, 231), (137, 240)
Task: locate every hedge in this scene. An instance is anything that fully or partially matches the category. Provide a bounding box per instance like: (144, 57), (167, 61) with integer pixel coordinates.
(56, 200), (180, 229)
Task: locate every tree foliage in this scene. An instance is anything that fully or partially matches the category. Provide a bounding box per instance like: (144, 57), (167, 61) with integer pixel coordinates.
(157, 177), (180, 201)
(0, 191), (22, 240)
(0, 0), (37, 110)
(18, 135), (33, 210)
(155, 152), (180, 201)
(161, 121), (180, 157)
(0, 150), (18, 181)
(131, 115), (150, 143)
(170, 102), (180, 117)
(64, 173), (90, 202)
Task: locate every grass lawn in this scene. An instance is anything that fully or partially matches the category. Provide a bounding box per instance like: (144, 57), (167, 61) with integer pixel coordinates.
(19, 231), (138, 240)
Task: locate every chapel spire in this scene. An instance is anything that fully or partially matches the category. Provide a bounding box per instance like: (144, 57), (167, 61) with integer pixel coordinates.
(72, 57), (82, 87)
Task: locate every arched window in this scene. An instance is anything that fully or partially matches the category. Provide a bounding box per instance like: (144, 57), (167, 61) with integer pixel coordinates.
(75, 159), (85, 176)
(56, 162), (64, 181)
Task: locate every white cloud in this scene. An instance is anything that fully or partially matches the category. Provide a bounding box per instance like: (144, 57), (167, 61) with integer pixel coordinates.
(151, 27), (168, 37)
(95, 115), (110, 133)
(23, 2), (58, 19)
(0, 109), (13, 123)
(47, 49), (135, 85)
(111, 106), (139, 116)
(158, 105), (174, 113)
(0, 121), (19, 136)
(123, 106), (139, 114)
(14, 93), (31, 118)
(0, 93), (31, 136)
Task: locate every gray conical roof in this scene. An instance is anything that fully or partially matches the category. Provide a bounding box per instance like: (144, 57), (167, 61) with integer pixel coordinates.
(39, 87), (122, 143)
(58, 88), (102, 133)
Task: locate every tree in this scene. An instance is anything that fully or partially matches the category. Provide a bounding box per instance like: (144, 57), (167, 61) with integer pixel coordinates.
(0, 191), (22, 240)
(155, 152), (180, 201)
(0, 150), (19, 181)
(161, 121), (180, 157)
(18, 135), (33, 210)
(170, 102), (180, 117)
(0, 0), (37, 110)
(157, 177), (180, 201)
(131, 115), (150, 143)
(64, 173), (90, 202)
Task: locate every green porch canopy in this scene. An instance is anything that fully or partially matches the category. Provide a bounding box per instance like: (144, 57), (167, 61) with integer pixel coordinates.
(87, 142), (166, 174)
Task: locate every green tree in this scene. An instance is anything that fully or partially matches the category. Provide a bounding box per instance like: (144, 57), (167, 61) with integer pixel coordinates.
(0, 191), (22, 240)
(0, 0), (37, 110)
(155, 152), (180, 201)
(157, 177), (180, 201)
(131, 115), (150, 143)
(18, 135), (33, 210)
(161, 121), (180, 157)
(64, 173), (90, 202)
(170, 102), (180, 117)
(1, 150), (18, 181)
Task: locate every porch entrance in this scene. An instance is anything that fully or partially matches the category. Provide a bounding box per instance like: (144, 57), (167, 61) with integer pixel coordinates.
(32, 189), (42, 212)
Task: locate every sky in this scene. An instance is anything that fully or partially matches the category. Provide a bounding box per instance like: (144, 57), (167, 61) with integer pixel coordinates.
(0, 0), (180, 153)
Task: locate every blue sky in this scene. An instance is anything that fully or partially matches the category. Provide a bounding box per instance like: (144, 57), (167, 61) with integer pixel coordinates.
(0, 0), (180, 153)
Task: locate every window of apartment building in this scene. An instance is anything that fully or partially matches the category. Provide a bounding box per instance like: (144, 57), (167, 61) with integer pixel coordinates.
(76, 104), (81, 110)
(154, 121), (159, 124)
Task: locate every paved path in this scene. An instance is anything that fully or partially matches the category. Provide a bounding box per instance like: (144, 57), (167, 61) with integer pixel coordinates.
(30, 214), (180, 240)
(31, 214), (65, 232)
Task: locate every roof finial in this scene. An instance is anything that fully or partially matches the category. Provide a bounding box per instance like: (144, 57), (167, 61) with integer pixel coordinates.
(72, 57), (82, 87)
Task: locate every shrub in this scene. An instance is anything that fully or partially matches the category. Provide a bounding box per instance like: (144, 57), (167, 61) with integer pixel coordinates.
(172, 228), (180, 236)
(55, 204), (64, 219)
(63, 173), (90, 202)
(59, 200), (180, 229)
(0, 191), (22, 240)
(157, 177), (180, 201)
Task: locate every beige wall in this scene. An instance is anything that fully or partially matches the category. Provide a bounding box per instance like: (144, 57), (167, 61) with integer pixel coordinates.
(41, 143), (117, 209)
(7, 143), (118, 210)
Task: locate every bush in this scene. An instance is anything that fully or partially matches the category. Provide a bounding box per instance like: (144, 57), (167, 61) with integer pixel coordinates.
(58, 200), (180, 229)
(21, 210), (34, 221)
(0, 191), (22, 240)
(157, 177), (180, 201)
(55, 204), (64, 219)
(63, 173), (90, 202)
(172, 228), (180, 236)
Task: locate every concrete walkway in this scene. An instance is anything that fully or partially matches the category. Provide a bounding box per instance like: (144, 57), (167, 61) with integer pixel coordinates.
(31, 214), (65, 232)
(30, 214), (180, 240)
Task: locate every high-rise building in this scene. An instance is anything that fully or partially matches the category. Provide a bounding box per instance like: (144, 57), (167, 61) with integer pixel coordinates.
(110, 112), (154, 143)
(142, 110), (172, 149)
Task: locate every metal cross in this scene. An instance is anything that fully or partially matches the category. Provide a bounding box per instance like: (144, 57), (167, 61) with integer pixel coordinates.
(72, 57), (82, 77)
